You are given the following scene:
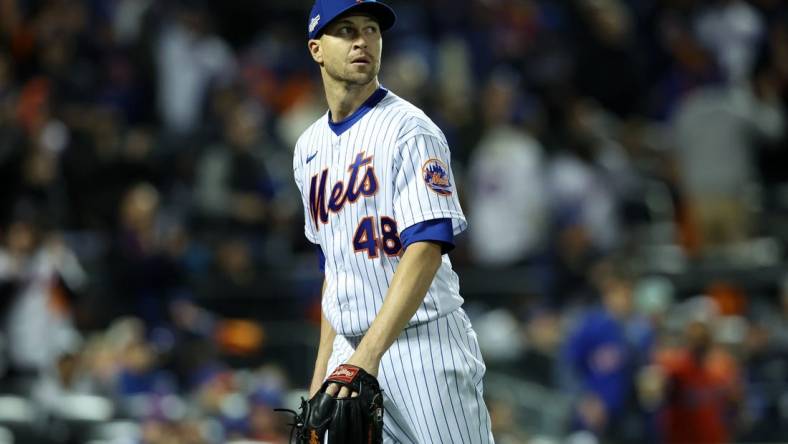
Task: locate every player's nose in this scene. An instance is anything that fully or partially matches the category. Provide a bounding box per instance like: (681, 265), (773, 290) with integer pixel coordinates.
(352, 34), (368, 49)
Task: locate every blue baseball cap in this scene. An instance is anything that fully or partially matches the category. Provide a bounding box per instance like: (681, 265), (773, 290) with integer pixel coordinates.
(308, 0), (396, 40)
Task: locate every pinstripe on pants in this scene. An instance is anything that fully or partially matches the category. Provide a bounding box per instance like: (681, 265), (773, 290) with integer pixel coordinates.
(327, 309), (495, 443)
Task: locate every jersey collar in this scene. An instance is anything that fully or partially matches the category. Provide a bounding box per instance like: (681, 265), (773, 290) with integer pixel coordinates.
(327, 87), (388, 136)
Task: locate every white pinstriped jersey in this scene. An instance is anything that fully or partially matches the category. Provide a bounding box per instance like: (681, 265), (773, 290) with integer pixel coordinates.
(293, 89), (467, 337)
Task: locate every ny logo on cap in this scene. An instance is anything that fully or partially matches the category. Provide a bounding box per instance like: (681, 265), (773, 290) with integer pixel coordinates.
(309, 14), (321, 33)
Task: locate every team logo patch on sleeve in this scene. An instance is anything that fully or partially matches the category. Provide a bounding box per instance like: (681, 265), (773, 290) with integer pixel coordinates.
(422, 158), (453, 196)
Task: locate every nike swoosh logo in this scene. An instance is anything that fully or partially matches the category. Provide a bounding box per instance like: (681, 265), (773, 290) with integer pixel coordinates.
(306, 152), (318, 164)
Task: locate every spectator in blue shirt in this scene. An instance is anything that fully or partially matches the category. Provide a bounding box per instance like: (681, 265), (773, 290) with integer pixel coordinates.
(562, 260), (655, 441)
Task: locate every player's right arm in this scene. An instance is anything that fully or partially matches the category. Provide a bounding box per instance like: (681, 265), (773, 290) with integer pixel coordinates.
(294, 134), (335, 396)
(309, 279), (336, 396)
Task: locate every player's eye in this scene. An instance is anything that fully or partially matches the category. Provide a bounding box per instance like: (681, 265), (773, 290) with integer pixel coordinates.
(338, 26), (354, 35)
(364, 26), (379, 34)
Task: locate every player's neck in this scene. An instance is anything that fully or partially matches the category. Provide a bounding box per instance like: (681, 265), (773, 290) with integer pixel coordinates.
(323, 77), (380, 123)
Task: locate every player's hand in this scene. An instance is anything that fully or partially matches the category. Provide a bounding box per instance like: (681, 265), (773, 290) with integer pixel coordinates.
(325, 382), (358, 399)
(326, 354), (380, 399)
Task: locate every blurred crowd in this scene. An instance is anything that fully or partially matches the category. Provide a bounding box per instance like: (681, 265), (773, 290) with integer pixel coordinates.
(1, 0), (788, 442)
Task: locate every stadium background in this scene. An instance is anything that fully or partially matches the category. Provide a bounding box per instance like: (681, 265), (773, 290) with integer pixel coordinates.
(1, 0), (788, 442)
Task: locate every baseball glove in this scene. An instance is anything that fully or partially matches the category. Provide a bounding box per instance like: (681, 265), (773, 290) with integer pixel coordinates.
(276, 364), (384, 444)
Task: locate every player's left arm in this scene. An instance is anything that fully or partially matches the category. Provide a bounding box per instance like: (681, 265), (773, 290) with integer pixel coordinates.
(355, 240), (441, 363)
(327, 240), (442, 398)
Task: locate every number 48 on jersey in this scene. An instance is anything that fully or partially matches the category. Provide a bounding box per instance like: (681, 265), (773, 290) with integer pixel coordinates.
(353, 216), (402, 258)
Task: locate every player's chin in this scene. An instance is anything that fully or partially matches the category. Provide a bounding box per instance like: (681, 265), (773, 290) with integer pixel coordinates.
(347, 63), (376, 76)
(344, 71), (377, 86)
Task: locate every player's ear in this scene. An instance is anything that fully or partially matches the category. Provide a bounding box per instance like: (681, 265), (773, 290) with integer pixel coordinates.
(308, 39), (323, 64)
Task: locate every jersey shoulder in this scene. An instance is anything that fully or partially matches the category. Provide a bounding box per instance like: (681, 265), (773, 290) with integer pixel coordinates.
(380, 92), (447, 145)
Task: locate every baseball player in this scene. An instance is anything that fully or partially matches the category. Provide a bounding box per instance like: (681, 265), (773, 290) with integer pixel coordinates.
(292, 0), (494, 442)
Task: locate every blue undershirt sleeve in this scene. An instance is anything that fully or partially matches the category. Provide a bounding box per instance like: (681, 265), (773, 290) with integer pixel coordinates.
(400, 218), (455, 254)
(316, 245), (326, 272)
